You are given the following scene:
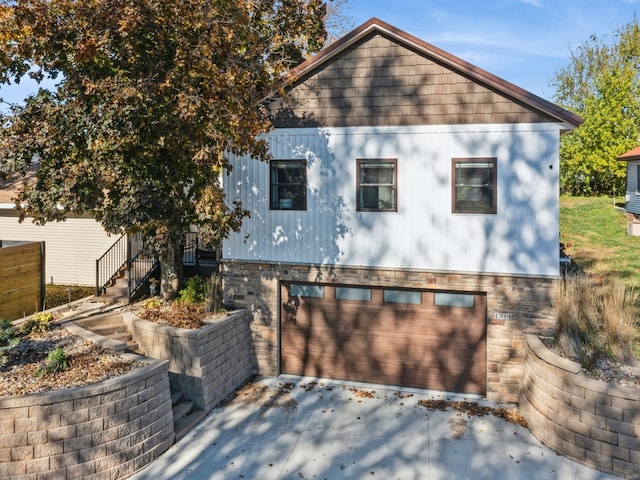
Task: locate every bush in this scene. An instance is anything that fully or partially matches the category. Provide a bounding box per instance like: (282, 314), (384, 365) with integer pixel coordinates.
(553, 276), (639, 368)
(0, 319), (18, 365)
(19, 312), (54, 336)
(35, 347), (68, 377)
(177, 276), (208, 305)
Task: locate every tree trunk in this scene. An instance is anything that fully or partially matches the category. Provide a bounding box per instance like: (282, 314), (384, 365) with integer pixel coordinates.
(160, 240), (184, 300)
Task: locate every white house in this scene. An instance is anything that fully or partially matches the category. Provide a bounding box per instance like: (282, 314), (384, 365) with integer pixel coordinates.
(223, 18), (582, 402)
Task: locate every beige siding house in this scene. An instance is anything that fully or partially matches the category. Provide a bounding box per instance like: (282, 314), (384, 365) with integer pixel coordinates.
(0, 174), (116, 286)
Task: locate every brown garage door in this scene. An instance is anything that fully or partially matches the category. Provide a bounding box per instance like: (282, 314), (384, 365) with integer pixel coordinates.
(280, 283), (486, 395)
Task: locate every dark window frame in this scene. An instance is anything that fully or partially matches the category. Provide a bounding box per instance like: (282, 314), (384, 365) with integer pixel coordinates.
(356, 158), (398, 212)
(270, 159), (307, 211)
(452, 157), (497, 214)
(636, 164), (640, 195)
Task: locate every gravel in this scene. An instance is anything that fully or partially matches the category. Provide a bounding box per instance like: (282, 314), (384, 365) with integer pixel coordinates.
(1, 324), (144, 396)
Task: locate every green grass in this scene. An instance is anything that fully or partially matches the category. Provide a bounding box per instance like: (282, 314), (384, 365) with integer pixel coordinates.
(45, 284), (95, 309)
(560, 196), (640, 288)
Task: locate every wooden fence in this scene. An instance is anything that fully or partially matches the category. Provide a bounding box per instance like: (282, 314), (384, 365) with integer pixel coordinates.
(0, 241), (45, 320)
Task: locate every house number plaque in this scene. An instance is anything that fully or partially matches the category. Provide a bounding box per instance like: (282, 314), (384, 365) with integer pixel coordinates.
(493, 312), (513, 320)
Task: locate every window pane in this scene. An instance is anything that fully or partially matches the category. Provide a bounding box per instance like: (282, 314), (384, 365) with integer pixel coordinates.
(383, 289), (421, 305)
(290, 284), (324, 298)
(271, 160), (306, 210)
(434, 292), (475, 308)
(357, 160), (396, 212)
(453, 159), (496, 214)
(336, 287), (372, 301)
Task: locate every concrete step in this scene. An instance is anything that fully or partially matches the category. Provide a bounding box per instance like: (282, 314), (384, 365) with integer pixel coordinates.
(71, 311), (139, 353)
(173, 409), (208, 443)
(172, 400), (194, 421)
(86, 323), (128, 336)
(74, 314), (123, 329)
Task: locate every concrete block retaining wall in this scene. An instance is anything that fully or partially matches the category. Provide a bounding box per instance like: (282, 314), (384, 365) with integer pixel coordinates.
(123, 310), (256, 412)
(222, 261), (557, 403)
(0, 357), (174, 480)
(520, 334), (640, 479)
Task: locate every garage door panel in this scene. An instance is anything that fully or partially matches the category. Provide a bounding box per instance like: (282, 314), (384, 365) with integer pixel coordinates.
(282, 329), (485, 355)
(281, 282), (486, 395)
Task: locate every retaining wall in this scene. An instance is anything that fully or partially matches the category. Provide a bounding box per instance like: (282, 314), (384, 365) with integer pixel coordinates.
(0, 356), (174, 480)
(520, 334), (640, 479)
(123, 310), (256, 412)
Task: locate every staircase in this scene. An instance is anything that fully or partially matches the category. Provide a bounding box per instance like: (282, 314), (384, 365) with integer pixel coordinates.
(170, 391), (208, 442)
(70, 310), (207, 441)
(72, 312), (139, 353)
(96, 233), (159, 304)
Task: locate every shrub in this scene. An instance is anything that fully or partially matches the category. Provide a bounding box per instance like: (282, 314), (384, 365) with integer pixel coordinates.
(19, 312), (54, 336)
(553, 275), (639, 368)
(35, 347), (68, 377)
(0, 319), (19, 365)
(177, 276), (208, 305)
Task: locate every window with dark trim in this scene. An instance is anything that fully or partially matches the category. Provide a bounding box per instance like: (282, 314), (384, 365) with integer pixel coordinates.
(636, 165), (640, 195)
(357, 159), (397, 212)
(452, 158), (497, 214)
(270, 160), (307, 210)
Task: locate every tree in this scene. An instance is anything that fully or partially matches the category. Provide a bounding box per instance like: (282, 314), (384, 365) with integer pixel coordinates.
(0, 0), (327, 299)
(552, 18), (640, 196)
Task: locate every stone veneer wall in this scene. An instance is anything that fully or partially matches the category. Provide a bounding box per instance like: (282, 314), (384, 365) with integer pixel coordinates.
(221, 261), (557, 403)
(520, 335), (640, 479)
(0, 357), (174, 480)
(123, 310), (255, 412)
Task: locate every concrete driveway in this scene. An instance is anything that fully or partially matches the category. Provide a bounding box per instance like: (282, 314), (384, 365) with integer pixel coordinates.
(131, 377), (620, 480)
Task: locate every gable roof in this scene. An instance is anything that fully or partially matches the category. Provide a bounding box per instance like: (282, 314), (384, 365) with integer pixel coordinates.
(617, 146), (640, 161)
(280, 18), (582, 129)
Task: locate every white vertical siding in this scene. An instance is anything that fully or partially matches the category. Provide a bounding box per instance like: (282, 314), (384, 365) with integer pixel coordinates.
(224, 123), (562, 276)
(0, 215), (117, 286)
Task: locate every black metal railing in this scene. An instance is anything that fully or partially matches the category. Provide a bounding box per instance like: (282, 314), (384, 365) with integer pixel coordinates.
(127, 248), (159, 301)
(183, 232), (220, 266)
(97, 232), (215, 301)
(95, 235), (128, 296)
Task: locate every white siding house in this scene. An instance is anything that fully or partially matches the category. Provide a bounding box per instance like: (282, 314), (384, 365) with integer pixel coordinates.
(223, 18), (582, 402)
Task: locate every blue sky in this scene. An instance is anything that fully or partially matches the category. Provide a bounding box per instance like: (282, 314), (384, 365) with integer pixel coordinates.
(344, 0), (640, 101)
(1, 0), (639, 108)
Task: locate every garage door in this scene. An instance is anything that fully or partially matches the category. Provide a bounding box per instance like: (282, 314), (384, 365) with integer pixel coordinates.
(280, 283), (486, 395)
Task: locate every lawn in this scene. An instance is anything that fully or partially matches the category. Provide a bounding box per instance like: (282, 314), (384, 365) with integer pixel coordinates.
(45, 284), (95, 309)
(560, 196), (640, 288)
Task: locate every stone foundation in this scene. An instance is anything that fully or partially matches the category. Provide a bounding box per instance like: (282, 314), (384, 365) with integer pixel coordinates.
(222, 261), (557, 403)
(520, 335), (640, 479)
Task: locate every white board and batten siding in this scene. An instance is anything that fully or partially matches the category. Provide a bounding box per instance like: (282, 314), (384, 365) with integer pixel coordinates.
(224, 123), (562, 277)
(0, 214), (117, 286)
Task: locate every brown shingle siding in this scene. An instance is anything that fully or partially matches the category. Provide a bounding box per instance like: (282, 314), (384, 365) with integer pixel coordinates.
(272, 32), (560, 128)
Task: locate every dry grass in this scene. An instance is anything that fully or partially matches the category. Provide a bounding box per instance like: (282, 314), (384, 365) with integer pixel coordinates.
(553, 275), (639, 368)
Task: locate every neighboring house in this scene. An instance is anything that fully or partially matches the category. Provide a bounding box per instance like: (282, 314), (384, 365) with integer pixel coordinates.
(617, 146), (640, 235)
(223, 18), (582, 403)
(0, 171), (118, 286)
